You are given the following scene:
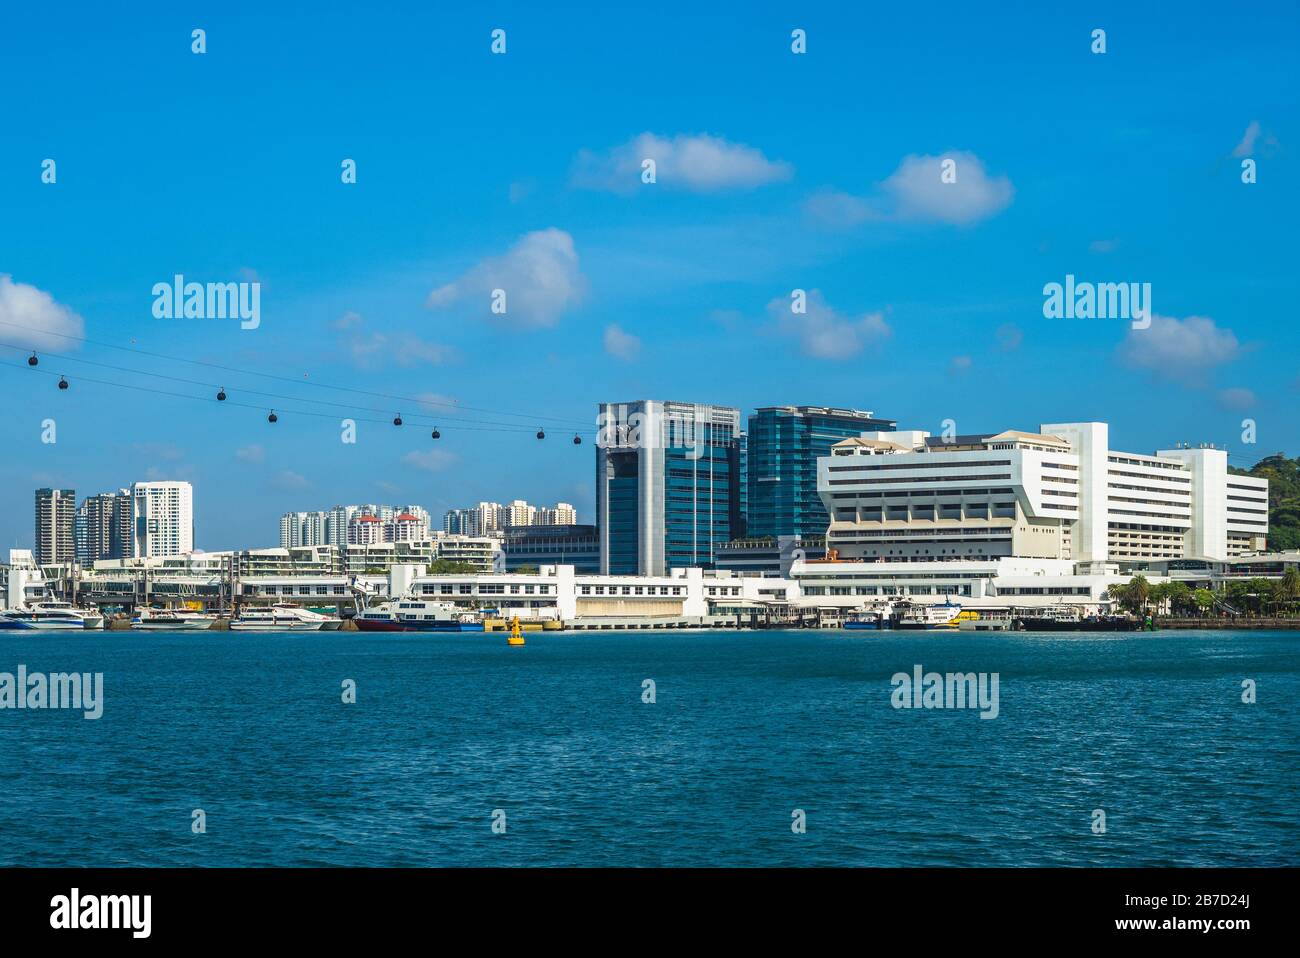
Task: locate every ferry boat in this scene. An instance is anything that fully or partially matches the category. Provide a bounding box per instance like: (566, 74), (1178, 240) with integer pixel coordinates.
(958, 610), (1014, 632)
(229, 604), (326, 632)
(896, 601), (964, 631)
(0, 600), (105, 631)
(1015, 605), (1140, 632)
(354, 596), (485, 632)
(132, 607), (219, 631)
(843, 603), (894, 630)
(843, 611), (886, 630)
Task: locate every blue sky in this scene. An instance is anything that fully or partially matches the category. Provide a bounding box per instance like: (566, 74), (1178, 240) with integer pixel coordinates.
(1, 1), (1296, 551)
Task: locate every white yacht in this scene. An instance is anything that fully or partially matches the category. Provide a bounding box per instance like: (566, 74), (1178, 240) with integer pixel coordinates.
(230, 604), (326, 632)
(0, 600), (105, 631)
(355, 596), (484, 633)
(132, 607), (220, 631)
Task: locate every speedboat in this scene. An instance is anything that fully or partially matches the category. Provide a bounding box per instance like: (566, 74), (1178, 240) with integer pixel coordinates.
(355, 596), (484, 632)
(305, 607), (344, 630)
(132, 607), (219, 631)
(0, 600), (105, 631)
(230, 604), (325, 632)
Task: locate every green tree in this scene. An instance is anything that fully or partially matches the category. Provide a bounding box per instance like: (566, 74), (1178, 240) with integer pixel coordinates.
(1245, 577), (1274, 616)
(1278, 568), (1300, 616)
(1128, 575), (1151, 614)
(1163, 581), (1192, 615)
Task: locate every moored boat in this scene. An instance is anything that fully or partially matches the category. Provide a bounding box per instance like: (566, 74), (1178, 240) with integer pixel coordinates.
(1015, 606), (1140, 632)
(896, 600), (964, 631)
(0, 600), (105, 631)
(132, 607), (219, 631)
(958, 611), (1014, 631)
(354, 596), (485, 632)
(230, 604), (326, 632)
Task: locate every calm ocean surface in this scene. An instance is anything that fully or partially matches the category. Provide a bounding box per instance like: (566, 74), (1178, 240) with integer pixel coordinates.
(2, 628), (1297, 867)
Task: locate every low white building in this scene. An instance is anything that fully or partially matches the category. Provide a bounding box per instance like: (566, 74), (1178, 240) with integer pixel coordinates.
(820, 422), (1267, 567)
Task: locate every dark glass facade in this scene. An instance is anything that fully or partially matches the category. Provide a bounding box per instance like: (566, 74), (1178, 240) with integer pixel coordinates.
(501, 524), (601, 574)
(605, 452), (640, 574)
(746, 406), (895, 539)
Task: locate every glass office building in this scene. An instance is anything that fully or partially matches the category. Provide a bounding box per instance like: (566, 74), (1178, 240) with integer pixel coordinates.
(746, 406), (896, 539)
(597, 400), (744, 575)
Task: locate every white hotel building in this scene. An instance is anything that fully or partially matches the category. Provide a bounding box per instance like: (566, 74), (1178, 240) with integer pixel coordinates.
(794, 422), (1268, 608)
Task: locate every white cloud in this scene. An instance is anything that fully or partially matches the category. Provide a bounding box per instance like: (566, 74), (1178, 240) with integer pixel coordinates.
(272, 470), (309, 490)
(1232, 121), (1261, 158)
(331, 311), (455, 368)
(806, 151), (1013, 227)
(603, 323), (641, 361)
(1089, 238), (1119, 254)
(0, 275), (84, 350)
(767, 290), (891, 360)
(802, 189), (880, 228)
(996, 323), (1023, 351)
(235, 444), (265, 464)
(1118, 314), (1241, 379)
(413, 392), (460, 411)
(573, 133), (792, 194)
(883, 152), (1014, 225)
(426, 229), (585, 329)
(403, 449), (457, 473)
(949, 355), (973, 374)
(1217, 387), (1256, 411)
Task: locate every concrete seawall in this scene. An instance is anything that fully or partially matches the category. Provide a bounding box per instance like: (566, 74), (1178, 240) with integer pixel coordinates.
(1160, 618), (1300, 630)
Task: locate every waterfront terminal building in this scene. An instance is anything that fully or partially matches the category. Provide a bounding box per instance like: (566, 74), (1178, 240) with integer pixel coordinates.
(2, 419), (1278, 626)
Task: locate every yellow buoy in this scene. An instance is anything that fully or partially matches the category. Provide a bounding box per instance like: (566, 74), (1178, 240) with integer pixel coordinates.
(507, 615), (525, 647)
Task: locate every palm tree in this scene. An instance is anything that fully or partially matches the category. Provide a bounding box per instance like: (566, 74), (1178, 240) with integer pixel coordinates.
(1279, 568), (1300, 617)
(1129, 575), (1151, 615)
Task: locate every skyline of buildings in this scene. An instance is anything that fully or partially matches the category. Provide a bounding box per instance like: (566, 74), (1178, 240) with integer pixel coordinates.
(22, 399), (1278, 584)
(443, 500), (579, 536)
(37, 481), (195, 566)
(279, 504), (434, 549)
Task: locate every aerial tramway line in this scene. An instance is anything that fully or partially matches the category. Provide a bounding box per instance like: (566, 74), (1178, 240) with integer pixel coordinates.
(3, 322), (588, 447)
